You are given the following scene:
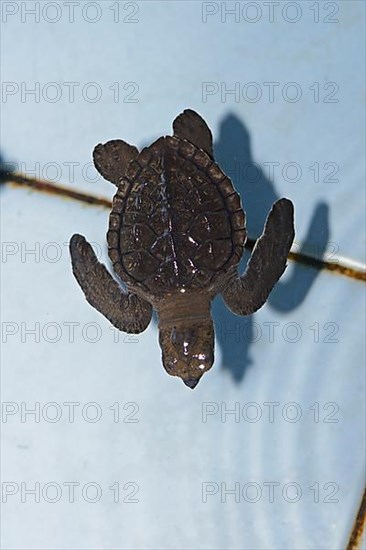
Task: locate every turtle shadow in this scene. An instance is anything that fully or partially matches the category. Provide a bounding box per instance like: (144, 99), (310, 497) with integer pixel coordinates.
(212, 113), (330, 383)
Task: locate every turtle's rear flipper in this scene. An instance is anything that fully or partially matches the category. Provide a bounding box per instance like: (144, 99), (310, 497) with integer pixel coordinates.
(222, 199), (294, 316)
(70, 234), (152, 333)
(93, 140), (139, 186)
(173, 109), (214, 158)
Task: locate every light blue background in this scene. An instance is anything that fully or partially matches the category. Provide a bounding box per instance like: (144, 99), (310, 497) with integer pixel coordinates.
(1, 1), (365, 549)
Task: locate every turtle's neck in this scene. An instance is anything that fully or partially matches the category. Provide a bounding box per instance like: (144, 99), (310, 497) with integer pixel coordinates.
(155, 291), (212, 329)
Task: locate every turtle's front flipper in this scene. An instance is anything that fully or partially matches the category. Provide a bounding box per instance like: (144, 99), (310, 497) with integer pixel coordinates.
(222, 199), (294, 316)
(93, 139), (139, 186)
(70, 234), (152, 333)
(173, 109), (214, 158)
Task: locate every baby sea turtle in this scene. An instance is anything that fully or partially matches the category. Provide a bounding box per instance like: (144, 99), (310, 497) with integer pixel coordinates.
(70, 109), (294, 389)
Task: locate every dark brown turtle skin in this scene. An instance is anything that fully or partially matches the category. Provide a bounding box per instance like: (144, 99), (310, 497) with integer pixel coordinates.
(70, 109), (295, 389)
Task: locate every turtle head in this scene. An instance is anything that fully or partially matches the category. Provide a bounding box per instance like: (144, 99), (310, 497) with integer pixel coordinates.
(158, 320), (214, 389)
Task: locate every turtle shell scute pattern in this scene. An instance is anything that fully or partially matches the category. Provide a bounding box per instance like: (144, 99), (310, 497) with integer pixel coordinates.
(108, 136), (246, 294)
